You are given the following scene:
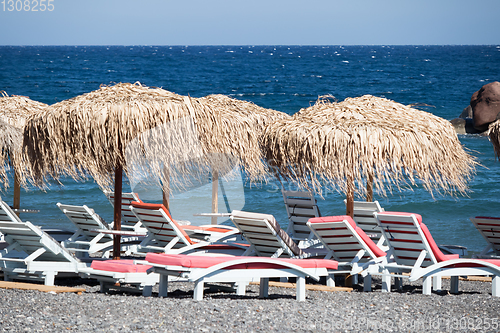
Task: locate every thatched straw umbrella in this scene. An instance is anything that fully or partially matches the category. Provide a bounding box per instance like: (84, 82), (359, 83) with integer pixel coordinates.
(0, 92), (47, 210)
(23, 82), (289, 258)
(197, 94), (290, 223)
(0, 119), (23, 187)
(489, 120), (500, 159)
(262, 95), (477, 217)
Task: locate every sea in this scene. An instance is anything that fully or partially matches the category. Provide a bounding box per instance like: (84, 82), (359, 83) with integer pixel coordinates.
(0, 45), (499, 255)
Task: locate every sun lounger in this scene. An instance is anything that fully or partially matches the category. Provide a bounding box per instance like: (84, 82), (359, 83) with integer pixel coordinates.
(230, 210), (326, 259)
(306, 215), (388, 291)
(345, 200), (386, 248)
(0, 200), (87, 285)
(282, 190), (320, 244)
(57, 203), (144, 258)
(145, 253), (339, 301)
(375, 211), (500, 296)
(103, 191), (148, 232)
(470, 216), (500, 258)
(78, 259), (160, 296)
(130, 202), (244, 255)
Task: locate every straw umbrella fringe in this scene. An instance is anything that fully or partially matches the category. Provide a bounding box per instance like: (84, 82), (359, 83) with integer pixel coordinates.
(0, 93), (48, 210)
(262, 95), (477, 200)
(0, 92), (48, 129)
(23, 82), (290, 257)
(24, 84), (288, 191)
(489, 120), (500, 160)
(0, 120), (23, 188)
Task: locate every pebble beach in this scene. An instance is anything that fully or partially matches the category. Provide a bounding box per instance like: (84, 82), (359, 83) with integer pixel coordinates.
(1, 276), (500, 332)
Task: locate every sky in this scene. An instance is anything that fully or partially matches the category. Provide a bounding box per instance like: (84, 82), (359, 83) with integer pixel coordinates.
(0, 0), (500, 45)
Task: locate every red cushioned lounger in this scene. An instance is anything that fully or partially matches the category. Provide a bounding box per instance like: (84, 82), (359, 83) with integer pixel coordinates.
(145, 253), (338, 301)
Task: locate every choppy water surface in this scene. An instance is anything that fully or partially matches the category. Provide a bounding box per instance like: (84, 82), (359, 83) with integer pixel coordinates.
(1, 45), (499, 253)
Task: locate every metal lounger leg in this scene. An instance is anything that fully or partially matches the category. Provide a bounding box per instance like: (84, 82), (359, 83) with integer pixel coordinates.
(193, 280), (204, 300)
(492, 275), (500, 297)
(158, 274), (169, 298)
(450, 276), (459, 294)
(432, 276), (442, 291)
(422, 276), (432, 295)
(259, 278), (269, 298)
(363, 274), (372, 292)
(296, 277), (305, 302)
(142, 285), (153, 297)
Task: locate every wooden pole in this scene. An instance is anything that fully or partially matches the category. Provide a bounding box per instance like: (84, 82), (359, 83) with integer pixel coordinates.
(162, 166), (170, 211)
(346, 168), (354, 218)
(346, 185), (354, 218)
(112, 163), (122, 260)
(367, 172), (374, 202)
(13, 171), (20, 217)
(162, 189), (170, 211)
(211, 170), (219, 225)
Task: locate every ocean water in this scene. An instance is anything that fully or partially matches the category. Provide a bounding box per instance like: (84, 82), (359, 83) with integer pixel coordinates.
(0, 45), (500, 254)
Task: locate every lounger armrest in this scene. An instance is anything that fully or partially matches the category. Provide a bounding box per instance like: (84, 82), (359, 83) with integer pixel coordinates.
(90, 229), (147, 236)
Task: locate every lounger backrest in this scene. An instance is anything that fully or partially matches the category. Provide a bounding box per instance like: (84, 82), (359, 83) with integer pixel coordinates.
(130, 201), (193, 248)
(346, 200), (385, 243)
(470, 216), (500, 255)
(104, 191), (143, 230)
(230, 210), (303, 258)
(375, 212), (446, 267)
(57, 203), (112, 241)
(282, 190), (319, 241)
(0, 200), (76, 263)
(307, 215), (386, 262)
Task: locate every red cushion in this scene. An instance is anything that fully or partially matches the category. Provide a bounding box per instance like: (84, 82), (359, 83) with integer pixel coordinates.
(145, 253), (338, 270)
(91, 260), (152, 273)
(418, 223), (458, 262)
(182, 225), (233, 233)
(378, 212), (459, 262)
(131, 201), (194, 244)
(309, 215), (386, 258)
(308, 215), (351, 224)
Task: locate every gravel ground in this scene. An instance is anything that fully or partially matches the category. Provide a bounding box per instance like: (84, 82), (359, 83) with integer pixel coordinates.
(1, 276), (500, 332)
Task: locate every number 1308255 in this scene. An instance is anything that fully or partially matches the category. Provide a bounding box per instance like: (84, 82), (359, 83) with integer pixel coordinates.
(2, 0), (54, 12)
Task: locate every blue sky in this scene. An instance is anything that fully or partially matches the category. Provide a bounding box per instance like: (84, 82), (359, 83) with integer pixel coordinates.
(1, 0), (499, 45)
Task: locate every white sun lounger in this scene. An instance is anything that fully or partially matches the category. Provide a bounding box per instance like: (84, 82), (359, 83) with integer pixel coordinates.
(345, 200), (386, 249)
(306, 215), (388, 291)
(78, 259), (160, 296)
(375, 211), (500, 296)
(130, 201), (244, 255)
(470, 216), (500, 258)
(230, 210), (325, 259)
(0, 201), (87, 285)
(282, 190), (320, 245)
(57, 203), (144, 258)
(145, 253), (339, 301)
(103, 191), (148, 233)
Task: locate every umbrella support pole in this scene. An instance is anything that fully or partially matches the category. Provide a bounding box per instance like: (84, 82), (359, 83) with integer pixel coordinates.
(13, 172), (20, 217)
(346, 189), (354, 218)
(162, 166), (170, 211)
(211, 171), (218, 225)
(367, 173), (374, 202)
(113, 163), (123, 260)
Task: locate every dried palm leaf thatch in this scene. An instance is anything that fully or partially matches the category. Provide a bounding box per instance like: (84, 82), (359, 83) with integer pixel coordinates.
(23, 83), (287, 191)
(263, 95), (477, 198)
(197, 94), (290, 170)
(126, 94), (290, 193)
(0, 92), (47, 188)
(0, 92), (48, 128)
(0, 119), (24, 188)
(489, 119), (500, 160)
